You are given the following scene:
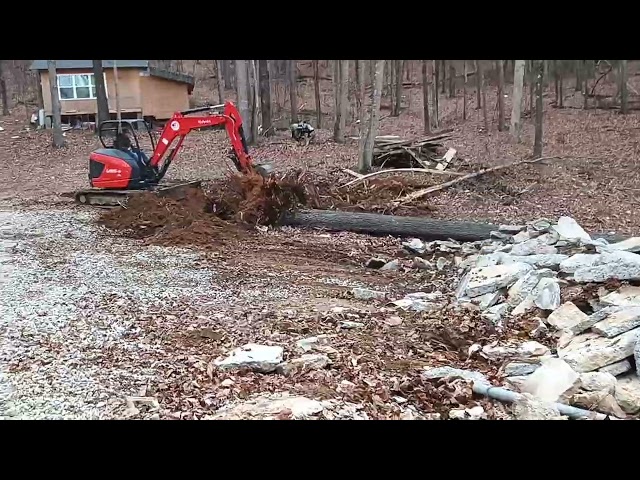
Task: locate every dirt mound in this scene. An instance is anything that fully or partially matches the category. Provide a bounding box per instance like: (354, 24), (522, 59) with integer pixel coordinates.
(98, 171), (308, 248)
(98, 186), (238, 247)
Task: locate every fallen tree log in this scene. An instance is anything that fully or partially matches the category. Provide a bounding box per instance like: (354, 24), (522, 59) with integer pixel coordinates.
(282, 209), (498, 241)
(281, 209), (627, 243)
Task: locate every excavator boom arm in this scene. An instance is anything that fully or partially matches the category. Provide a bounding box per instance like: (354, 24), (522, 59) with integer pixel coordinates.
(148, 101), (254, 175)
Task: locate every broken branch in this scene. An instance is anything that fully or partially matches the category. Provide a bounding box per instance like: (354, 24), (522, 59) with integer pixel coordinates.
(340, 168), (466, 190)
(396, 156), (564, 204)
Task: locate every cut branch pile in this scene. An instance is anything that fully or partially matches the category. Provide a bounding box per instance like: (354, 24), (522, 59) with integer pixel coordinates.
(373, 132), (452, 169)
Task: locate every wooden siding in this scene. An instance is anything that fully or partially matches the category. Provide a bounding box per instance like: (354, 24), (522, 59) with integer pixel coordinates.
(140, 75), (190, 119)
(40, 67), (190, 119)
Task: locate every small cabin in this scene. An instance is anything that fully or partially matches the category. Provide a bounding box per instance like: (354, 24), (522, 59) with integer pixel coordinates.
(29, 60), (195, 125)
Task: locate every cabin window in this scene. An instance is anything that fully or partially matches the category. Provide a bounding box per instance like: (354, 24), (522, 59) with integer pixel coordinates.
(57, 73), (107, 100)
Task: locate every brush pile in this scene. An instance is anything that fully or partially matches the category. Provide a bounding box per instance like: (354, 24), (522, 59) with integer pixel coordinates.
(373, 133), (451, 168)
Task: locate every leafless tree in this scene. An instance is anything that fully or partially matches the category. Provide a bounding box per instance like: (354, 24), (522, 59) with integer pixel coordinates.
(574, 60), (582, 92)
(235, 59), (252, 144)
(431, 60), (439, 129)
(533, 60), (544, 158)
(215, 60), (225, 103)
(359, 60), (385, 173)
(287, 60), (298, 123)
(356, 60), (366, 129)
(479, 63), (488, 131)
(496, 60), (505, 131)
(47, 60), (65, 148)
(510, 60), (525, 141)
(92, 60), (109, 128)
(250, 60), (259, 142)
(0, 61), (8, 115)
(333, 60), (348, 143)
(620, 60), (629, 114)
(313, 60), (322, 128)
(475, 60), (482, 110)
(528, 60), (535, 114)
(434, 60), (440, 103)
(462, 60), (467, 121)
(259, 60), (273, 135)
(339, 60), (348, 134)
(422, 60), (431, 135)
(448, 63), (455, 98)
(392, 60), (403, 116)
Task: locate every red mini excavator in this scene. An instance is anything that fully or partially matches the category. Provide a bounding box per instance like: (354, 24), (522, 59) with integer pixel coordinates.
(74, 101), (273, 206)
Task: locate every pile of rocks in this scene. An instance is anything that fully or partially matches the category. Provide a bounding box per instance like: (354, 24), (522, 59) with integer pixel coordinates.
(406, 215), (640, 419)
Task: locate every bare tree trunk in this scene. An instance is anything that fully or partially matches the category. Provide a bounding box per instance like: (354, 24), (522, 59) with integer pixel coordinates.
(510, 60), (525, 141)
(448, 63), (455, 98)
(431, 60), (439, 129)
(474, 60), (482, 110)
(259, 60), (272, 135)
(620, 60), (629, 114)
(583, 61), (589, 110)
(338, 60), (349, 141)
(215, 60), (225, 103)
(533, 60), (544, 158)
(356, 60), (366, 128)
(359, 60), (385, 173)
(0, 61), (9, 116)
(575, 60), (582, 92)
(235, 59), (252, 144)
(333, 60), (340, 136)
(311, 60), (322, 129)
(113, 60), (122, 132)
(287, 60), (298, 123)
(496, 60), (505, 131)
(480, 63), (488, 131)
(462, 60), (467, 121)
(422, 60), (431, 135)
(543, 60), (549, 87)
(223, 61), (232, 89)
(47, 60), (65, 147)
(553, 60), (559, 105)
(250, 60), (260, 142)
(333, 60), (348, 143)
(392, 60), (403, 116)
(528, 60), (535, 115)
(434, 60), (440, 103)
(390, 60), (396, 108)
(36, 71), (44, 109)
(92, 60), (109, 129)
(559, 66), (564, 108)
(441, 60), (446, 94)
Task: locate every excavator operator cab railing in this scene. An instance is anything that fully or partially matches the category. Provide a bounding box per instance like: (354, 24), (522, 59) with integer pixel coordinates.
(98, 119), (157, 153)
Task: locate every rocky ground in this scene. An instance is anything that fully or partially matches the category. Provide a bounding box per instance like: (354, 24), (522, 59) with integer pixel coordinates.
(2, 201), (639, 419)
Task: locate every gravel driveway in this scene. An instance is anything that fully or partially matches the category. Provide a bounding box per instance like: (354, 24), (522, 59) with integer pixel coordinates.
(0, 208), (263, 418)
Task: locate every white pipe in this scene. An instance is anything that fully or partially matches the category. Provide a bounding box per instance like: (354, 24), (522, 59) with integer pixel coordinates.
(472, 383), (613, 420)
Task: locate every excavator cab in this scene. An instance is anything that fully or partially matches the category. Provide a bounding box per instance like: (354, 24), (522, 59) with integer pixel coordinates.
(98, 120), (156, 162)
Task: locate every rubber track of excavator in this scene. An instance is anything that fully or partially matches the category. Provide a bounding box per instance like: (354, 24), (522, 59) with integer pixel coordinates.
(72, 181), (203, 208)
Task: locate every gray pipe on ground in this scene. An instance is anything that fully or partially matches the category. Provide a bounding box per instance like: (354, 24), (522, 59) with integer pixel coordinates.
(472, 383), (614, 420)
